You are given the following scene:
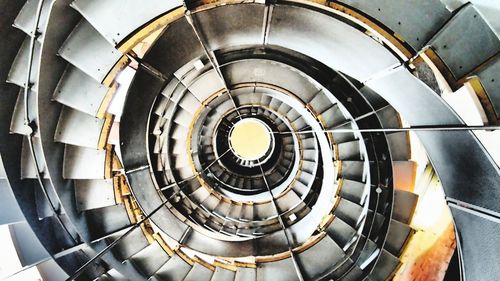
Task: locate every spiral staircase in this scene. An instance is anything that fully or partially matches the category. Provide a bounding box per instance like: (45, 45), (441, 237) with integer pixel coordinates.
(0, 0), (498, 280)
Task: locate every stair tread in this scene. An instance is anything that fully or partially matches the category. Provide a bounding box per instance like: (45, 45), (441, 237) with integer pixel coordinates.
(296, 235), (345, 280)
(256, 257), (300, 281)
(234, 267), (256, 281)
(326, 218), (358, 250)
(58, 19), (122, 82)
(128, 241), (171, 277)
(210, 267), (236, 281)
(183, 262), (213, 281)
(334, 198), (364, 228)
(154, 254), (192, 281)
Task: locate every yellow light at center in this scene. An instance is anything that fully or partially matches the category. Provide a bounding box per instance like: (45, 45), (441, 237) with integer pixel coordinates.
(229, 118), (271, 160)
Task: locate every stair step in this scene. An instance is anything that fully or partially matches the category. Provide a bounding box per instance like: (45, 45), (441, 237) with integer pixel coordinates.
(13, 0), (51, 38)
(153, 254), (192, 280)
(339, 264), (364, 281)
(7, 37), (40, 88)
(21, 137), (49, 179)
(109, 227), (149, 261)
(84, 205), (131, 242)
(338, 140), (363, 161)
(210, 267), (236, 281)
(334, 198), (364, 228)
(128, 241), (171, 277)
(63, 145), (107, 179)
(256, 257), (300, 281)
(339, 179), (367, 205)
(58, 19), (122, 82)
(55, 106), (107, 149)
(295, 235), (345, 280)
(326, 218), (358, 250)
(183, 262), (214, 281)
(10, 90), (35, 136)
(354, 236), (378, 268)
(53, 66), (110, 117)
(384, 219), (413, 256)
(393, 190), (418, 224)
(331, 122), (356, 144)
(385, 133), (411, 161)
(234, 267), (256, 281)
(340, 161), (365, 182)
(99, 268), (128, 281)
(368, 249), (400, 281)
(429, 4), (499, 78)
(322, 104), (347, 129)
(308, 91), (332, 113)
(75, 179), (116, 212)
(364, 210), (385, 237)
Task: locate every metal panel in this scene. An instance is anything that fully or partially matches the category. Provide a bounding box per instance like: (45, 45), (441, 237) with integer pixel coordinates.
(193, 3), (266, 50)
(155, 254), (192, 281)
(184, 262), (214, 281)
(53, 66), (109, 117)
(268, 4), (400, 81)
(450, 205), (500, 280)
(126, 169), (189, 241)
(54, 106), (104, 149)
(385, 132), (410, 161)
(143, 17), (205, 77)
(256, 257), (301, 281)
(393, 190), (418, 225)
(75, 179), (116, 211)
(430, 4), (500, 79)
(84, 205), (130, 241)
(384, 219), (412, 256)
(187, 70), (224, 102)
(9, 221), (50, 266)
(9, 90), (33, 135)
(63, 145), (106, 179)
(295, 235), (345, 280)
(326, 217), (357, 249)
(368, 249), (400, 281)
(365, 68), (461, 126)
(109, 227), (149, 261)
(71, 0), (183, 45)
(235, 267), (256, 281)
(20, 136), (49, 179)
(223, 59), (321, 103)
(37, 259), (70, 281)
(58, 19), (122, 82)
(13, 0), (52, 39)
(474, 57), (500, 118)
(0, 179), (25, 225)
(366, 68), (500, 214)
(6, 37), (40, 88)
(128, 241), (170, 276)
(339, 0), (451, 50)
(210, 267), (235, 281)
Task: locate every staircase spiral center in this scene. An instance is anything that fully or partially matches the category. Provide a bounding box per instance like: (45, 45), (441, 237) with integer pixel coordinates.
(229, 118), (273, 161)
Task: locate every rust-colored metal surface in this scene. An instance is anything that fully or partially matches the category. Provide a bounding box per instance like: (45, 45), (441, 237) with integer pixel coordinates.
(394, 167), (456, 281)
